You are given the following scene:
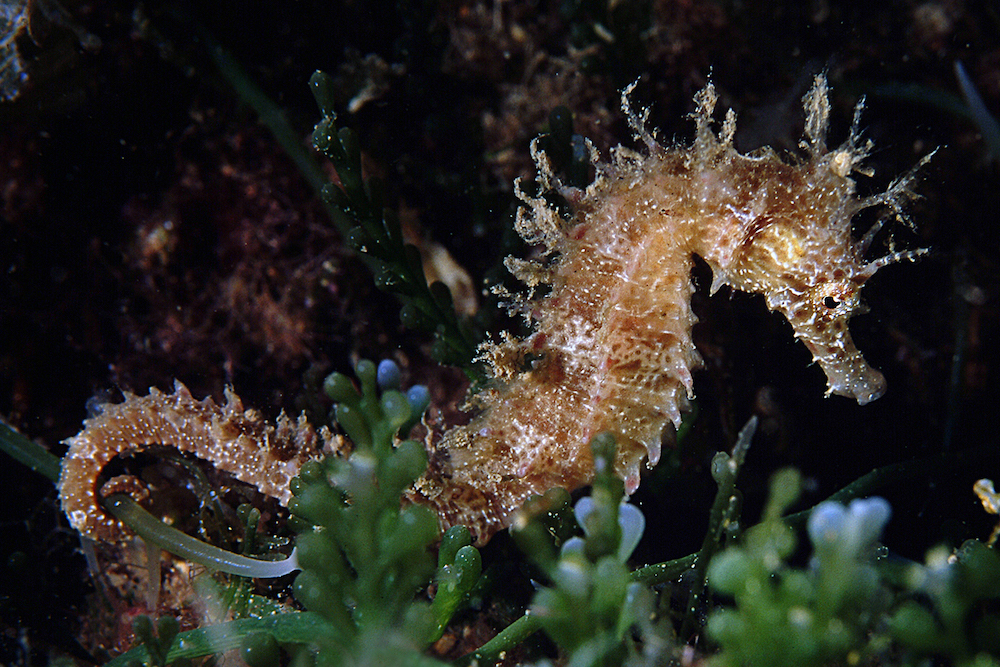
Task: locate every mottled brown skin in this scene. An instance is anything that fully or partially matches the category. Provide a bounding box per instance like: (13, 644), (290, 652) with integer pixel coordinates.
(58, 382), (331, 542)
(410, 76), (927, 545)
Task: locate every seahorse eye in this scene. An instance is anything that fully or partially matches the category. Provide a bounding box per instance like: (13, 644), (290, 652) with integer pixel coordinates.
(823, 296), (839, 309)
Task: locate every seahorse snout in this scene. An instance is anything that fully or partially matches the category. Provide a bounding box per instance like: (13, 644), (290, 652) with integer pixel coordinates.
(793, 316), (887, 404)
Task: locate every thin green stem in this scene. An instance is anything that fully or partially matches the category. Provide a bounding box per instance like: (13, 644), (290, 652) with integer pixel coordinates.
(455, 612), (542, 666)
(783, 445), (996, 530)
(0, 421), (61, 483)
(103, 495), (299, 579)
(630, 553), (698, 586)
(679, 416), (756, 640)
(201, 33), (352, 238)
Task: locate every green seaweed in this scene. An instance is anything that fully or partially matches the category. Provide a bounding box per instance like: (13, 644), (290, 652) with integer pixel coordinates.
(680, 416), (756, 641)
(4, 379), (998, 667)
(889, 540), (1000, 666)
(705, 472), (892, 667)
(285, 359), (479, 666)
(704, 469), (1000, 667)
(510, 433), (662, 667)
(104, 612), (328, 667)
(309, 72), (480, 375)
(102, 494), (300, 579)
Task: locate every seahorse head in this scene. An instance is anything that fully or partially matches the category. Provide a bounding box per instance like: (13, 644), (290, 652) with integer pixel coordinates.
(722, 166), (926, 405)
(760, 240), (886, 404)
(687, 75), (928, 404)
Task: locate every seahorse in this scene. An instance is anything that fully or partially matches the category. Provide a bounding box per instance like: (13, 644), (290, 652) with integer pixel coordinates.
(59, 75), (927, 547)
(407, 75), (929, 544)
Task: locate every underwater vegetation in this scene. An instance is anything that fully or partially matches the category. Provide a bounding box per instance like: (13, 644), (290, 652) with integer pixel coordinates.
(5, 359), (999, 666)
(2, 1), (999, 666)
(4, 73), (1000, 662)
